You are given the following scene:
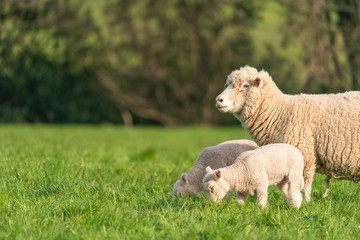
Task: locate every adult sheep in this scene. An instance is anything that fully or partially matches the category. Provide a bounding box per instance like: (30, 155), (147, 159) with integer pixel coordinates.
(215, 65), (360, 201)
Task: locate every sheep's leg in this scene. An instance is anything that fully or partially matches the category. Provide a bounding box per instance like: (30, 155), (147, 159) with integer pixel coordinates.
(302, 165), (316, 202)
(287, 181), (302, 209)
(225, 191), (232, 199)
(276, 181), (289, 204)
(322, 177), (330, 198)
(236, 192), (247, 204)
(256, 188), (268, 209)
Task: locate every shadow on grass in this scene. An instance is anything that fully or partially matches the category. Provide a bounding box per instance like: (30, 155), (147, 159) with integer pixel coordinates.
(130, 147), (157, 162)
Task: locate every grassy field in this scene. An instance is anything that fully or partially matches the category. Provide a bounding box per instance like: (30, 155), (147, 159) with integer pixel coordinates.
(1, 125), (360, 239)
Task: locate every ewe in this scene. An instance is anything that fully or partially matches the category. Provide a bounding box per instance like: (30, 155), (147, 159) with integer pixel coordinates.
(216, 65), (360, 201)
(202, 144), (304, 209)
(173, 140), (258, 197)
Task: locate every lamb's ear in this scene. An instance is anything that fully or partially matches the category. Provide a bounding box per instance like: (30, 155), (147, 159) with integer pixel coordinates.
(253, 77), (261, 87)
(215, 170), (221, 179)
(205, 166), (212, 172)
(181, 173), (187, 183)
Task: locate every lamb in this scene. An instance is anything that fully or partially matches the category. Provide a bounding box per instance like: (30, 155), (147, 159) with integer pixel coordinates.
(215, 65), (360, 201)
(202, 143), (304, 209)
(173, 139), (258, 197)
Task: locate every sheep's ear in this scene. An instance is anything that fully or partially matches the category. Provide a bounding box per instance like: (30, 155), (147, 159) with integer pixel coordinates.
(181, 173), (187, 183)
(215, 170), (221, 179)
(253, 77), (261, 87)
(206, 166), (212, 172)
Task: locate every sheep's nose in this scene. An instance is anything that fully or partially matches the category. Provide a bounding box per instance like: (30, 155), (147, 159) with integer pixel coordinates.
(216, 96), (224, 104)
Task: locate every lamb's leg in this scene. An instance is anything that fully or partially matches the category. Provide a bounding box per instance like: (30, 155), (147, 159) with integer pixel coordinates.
(276, 181), (289, 204)
(322, 177), (330, 198)
(302, 164), (316, 202)
(236, 192), (247, 204)
(287, 181), (302, 209)
(256, 188), (268, 209)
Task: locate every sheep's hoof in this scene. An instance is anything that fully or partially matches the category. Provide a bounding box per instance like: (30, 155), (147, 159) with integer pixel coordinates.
(259, 204), (267, 209)
(322, 189), (329, 198)
(303, 194), (311, 202)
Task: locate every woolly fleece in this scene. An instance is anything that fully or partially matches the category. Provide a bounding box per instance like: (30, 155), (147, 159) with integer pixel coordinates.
(202, 143), (304, 208)
(216, 65), (360, 201)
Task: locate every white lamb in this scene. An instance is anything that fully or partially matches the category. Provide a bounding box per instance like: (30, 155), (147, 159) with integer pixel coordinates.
(173, 139), (258, 197)
(215, 65), (360, 201)
(202, 143), (304, 209)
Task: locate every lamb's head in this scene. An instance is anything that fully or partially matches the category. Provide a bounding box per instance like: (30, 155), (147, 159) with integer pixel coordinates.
(173, 173), (198, 197)
(202, 166), (230, 202)
(215, 65), (271, 114)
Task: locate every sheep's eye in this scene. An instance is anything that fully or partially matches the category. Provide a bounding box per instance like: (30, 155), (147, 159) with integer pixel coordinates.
(210, 186), (214, 193)
(242, 83), (250, 89)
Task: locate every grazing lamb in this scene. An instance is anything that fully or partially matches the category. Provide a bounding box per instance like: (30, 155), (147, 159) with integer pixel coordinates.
(202, 144), (304, 209)
(215, 65), (360, 201)
(173, 139), (258, 197)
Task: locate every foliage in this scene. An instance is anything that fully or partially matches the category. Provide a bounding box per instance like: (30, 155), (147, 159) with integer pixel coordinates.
(0, 0), (121, 123)
(0, 0), (359, 125)
(0, 0), (261, 125)
(277, 0), (360, 93)
(1, 125), (360, 239)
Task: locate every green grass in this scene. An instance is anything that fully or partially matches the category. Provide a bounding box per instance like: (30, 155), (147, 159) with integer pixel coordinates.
(1, 125), (360, 239)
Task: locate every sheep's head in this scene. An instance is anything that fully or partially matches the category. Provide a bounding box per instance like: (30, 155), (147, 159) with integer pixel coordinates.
(173, 173), (198, 197)
(215, 65), (270, 114)
(202, 166), (230, 202)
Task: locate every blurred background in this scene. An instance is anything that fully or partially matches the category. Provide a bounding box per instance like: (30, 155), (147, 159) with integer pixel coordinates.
(0, 0), (359, 126)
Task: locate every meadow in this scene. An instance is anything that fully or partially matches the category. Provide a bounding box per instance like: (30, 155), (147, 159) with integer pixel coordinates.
(0, 125), (360, 239)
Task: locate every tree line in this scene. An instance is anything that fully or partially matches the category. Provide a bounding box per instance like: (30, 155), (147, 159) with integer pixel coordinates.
(0, 0), (359, 126)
